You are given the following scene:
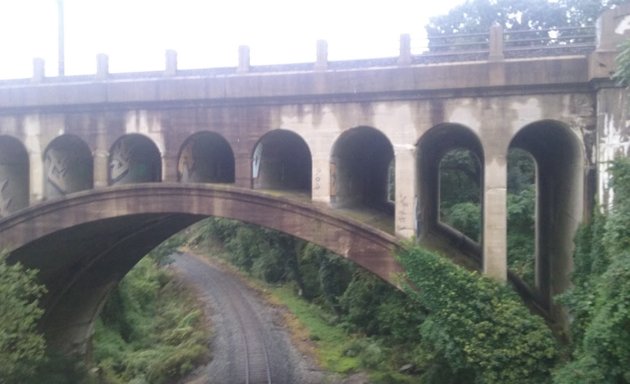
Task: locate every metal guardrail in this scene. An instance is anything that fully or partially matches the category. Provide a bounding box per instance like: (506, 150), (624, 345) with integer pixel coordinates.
(421, 25), (596, 61)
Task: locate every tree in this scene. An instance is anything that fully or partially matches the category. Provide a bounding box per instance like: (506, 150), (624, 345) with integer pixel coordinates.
(427, 0), (629, 36)
(0, 255), (47, 383)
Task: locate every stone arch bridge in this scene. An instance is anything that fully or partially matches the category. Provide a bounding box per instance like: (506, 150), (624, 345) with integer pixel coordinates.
(0, 5), (629, 355)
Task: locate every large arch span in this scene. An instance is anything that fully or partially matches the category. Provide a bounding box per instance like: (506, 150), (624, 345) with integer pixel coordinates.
(0, 184), (401, 354)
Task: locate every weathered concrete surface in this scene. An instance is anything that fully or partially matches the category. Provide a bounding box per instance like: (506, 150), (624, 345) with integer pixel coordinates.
(0, 4), (627, 355)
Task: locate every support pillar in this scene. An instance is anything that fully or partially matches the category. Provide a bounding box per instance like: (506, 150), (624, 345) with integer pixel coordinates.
(93, 116), (109, 188)
(482, 154), (507, 281)
(395, 145), (417, 238)
(311, 156), (331, 203)
(162, 151), (178, 182)
(24, 116), (43, 204)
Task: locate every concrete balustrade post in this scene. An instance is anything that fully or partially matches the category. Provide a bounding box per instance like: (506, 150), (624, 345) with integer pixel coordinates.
(398, 34), (412, 66)
(315, 40), (328, 71)
(32, 58), (45, 83)
(165, 50), (178, 76)
(96, 54), (109, 79)
(237, 45), (250, 73)
(489, 23), (504, 61)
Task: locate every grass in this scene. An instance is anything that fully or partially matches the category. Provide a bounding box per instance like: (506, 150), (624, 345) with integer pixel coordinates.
(271, 285), (361, 374)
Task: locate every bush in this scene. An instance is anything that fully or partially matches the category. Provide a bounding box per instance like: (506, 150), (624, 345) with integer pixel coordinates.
(398, 245), (558, 383)
(0, 255), (47, 383)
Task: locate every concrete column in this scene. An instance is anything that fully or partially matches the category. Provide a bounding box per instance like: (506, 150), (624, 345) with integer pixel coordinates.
(595, 86), (630, 209)
(234, 149), (252, 188)
(482, 153), (507, 281)
(24, 116), (43, 204)
(315, 40), (328, 71)
(237, 46), (250, 73)
(32, 58), (45, 83)
(96, 54), (109, 79)
(165, 50), (177, 76)
(398, 34), (412, 66)
(395, 145), (417, 238)
(93, 116), (109, 188)
(311, 156), (331, 203)
(162, 152), (178, 182)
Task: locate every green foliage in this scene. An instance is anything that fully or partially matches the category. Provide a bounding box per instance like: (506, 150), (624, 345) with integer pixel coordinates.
(92, 257), (210, 384)
(0, 255), (47, 383)
(554, 158), (630, 383)
(398, 245), (558, 383)
(427, 0), (624, 36)
(439, 149), (482, 240)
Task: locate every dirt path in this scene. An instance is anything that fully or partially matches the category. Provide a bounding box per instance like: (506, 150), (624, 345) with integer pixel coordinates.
(172, 252), (328, 384)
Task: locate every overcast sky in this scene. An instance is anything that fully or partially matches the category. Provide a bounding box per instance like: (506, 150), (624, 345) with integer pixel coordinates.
(0, 0), (466, 79)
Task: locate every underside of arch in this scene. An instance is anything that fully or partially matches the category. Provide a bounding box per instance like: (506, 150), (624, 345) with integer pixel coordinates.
(0, 184), (400, 355)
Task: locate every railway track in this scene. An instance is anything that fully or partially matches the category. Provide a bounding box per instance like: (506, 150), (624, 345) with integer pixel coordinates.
(174, 252), (281, 384)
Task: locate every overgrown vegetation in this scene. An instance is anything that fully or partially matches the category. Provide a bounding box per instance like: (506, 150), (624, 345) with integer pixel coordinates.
(553, 158), (630, 383)
(0, 254), (47, 383)
(398, 245), (558, 383)
(91, 238), (211, 384)
(440, 148), (536, 286)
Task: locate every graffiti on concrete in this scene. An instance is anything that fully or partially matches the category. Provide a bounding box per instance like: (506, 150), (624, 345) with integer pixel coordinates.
(0, 179), (12, 216)
(45, 149), (70, 194)
(110, 140), (132, 183)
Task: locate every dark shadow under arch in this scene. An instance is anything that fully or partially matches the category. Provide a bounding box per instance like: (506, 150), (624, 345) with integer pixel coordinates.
(178, 131), (235, 183)
(0, 135), (29, 215)
(252, 129), (312, 194)
(109, 134), (161, 185)
(331, 126), (394, 213)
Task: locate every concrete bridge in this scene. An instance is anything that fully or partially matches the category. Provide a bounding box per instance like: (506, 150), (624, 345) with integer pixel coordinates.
(0, 5), (629, 354)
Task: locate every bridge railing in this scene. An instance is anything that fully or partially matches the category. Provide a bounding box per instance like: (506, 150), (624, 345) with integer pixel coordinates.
(0, 19), (608, 83)
(416, 25), (596, 63)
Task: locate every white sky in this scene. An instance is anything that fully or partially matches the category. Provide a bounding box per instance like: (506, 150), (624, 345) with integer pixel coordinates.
(0, 0), (465, 79)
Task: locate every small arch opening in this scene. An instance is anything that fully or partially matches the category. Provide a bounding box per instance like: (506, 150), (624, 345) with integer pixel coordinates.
(416, 124), (484, 244)
(331, 126), (394, 213)
(506, 148), (537, 287)
(43, 135), (93, 198)
(252, 129), (312, 195)
(178, 132), (235, 183)
(438, 148), (482, 242)
(509, 120), (583, 308)
(109, 134), (161, 185)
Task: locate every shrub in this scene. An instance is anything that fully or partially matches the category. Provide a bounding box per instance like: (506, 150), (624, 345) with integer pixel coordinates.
(398, 245), (558, 383)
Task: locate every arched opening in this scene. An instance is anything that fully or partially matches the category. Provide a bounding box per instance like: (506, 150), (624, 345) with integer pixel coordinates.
(438, 148), (482, 242)
(331, 126), (394, 213)
(178, 132), (235, 183)
(109, 134), (161, 185)
(0, 135), (29, 215)
(252, 129), (312, 195)
(509, 120), (583, 308)
(43, 135), (93, 198)
(506, 148), (537, 288)
(416, 124), (484, 247)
